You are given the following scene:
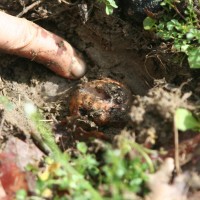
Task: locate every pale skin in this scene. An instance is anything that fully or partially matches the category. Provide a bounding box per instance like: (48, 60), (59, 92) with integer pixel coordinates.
(0, 11), (86, 79)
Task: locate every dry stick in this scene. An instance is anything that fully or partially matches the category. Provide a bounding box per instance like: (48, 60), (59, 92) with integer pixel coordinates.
(174, 117), (181, 174)
(17, 0), (44, 18)
(59, 0), (71, 4)
(0, 115), (5, 137)
(172, 4), (185, 20)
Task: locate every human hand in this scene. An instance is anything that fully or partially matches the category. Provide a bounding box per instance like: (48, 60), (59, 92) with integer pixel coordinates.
(0, 11), (86, 79)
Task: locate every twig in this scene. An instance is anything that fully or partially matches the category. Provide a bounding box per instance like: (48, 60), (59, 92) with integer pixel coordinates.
(58, 0), (71, 4)
(17, 0), (44, 18)
(172, 4), (185, 20)
(174, 117), (181, 174)
(0, 115), (5, 137)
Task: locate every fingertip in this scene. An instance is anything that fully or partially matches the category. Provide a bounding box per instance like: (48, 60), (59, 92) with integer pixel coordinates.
(70, 56), (86, 79)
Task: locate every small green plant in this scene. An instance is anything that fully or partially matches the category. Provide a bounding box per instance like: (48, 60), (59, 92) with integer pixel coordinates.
(23, 104), (103, 200)
(102, 146), (149, 196)
(98, 0), (118, 15)
(175, 107), (200, 131)
(144, 0), (200, 68)
(17, 140), (151, 199)
(16, 104), (154, 199)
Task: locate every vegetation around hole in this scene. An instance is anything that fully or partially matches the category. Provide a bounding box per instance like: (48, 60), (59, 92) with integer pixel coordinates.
(143, 0), (200, 69)
(15, 105), (155, 199)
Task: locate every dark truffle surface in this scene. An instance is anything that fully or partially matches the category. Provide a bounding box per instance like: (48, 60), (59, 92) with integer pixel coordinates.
(69, 78), (132, 126)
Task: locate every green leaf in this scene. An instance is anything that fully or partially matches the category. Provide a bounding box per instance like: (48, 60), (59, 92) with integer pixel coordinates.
(180, 44), (190, 52)
(77, 142), (88, 154)
(97, 0), (117, 15)
(175, 108), (200, 131)
(187, 47), (200, 68)
(166, 22), (174, 31)
(143, 17), (156, 30)
(186, 32), (194, 40)
(108, 0), (118, 8)
(105, 5), (113, 15)
(16, 189), (27, 200)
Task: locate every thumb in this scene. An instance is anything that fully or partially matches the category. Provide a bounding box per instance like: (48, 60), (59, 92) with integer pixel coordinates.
(0, 11), (86, 79)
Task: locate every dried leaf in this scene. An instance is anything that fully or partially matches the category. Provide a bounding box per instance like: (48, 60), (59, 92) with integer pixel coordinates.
(0, 153), (28, 198)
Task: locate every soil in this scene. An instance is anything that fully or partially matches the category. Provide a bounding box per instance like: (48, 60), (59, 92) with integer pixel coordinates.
(0, 0), (200, 197)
